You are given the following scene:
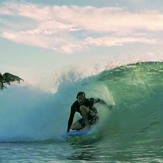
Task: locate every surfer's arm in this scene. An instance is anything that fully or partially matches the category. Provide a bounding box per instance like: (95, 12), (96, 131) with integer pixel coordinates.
(94, 98), (113, 110)
(67, 107), (75, 132)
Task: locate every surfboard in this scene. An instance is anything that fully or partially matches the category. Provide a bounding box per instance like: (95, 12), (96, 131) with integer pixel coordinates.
(61, 129), (90, 140)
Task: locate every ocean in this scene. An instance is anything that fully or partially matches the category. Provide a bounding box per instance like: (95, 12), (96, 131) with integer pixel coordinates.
(0, 61), (163, 162)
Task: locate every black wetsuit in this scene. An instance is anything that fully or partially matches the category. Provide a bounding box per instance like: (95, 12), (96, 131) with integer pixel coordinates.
(67, 98), (103, 132)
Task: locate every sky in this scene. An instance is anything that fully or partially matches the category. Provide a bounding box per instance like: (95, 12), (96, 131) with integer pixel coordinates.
(0, 0), (163, 88)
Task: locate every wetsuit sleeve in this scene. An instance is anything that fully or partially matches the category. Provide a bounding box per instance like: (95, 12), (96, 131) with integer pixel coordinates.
(67, 105), (76, 132)
(93, 98), (113, 110)
(93, 98), (106, 104)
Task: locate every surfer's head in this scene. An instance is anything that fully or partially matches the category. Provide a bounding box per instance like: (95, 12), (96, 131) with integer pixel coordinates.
(76, 91), (86, 105)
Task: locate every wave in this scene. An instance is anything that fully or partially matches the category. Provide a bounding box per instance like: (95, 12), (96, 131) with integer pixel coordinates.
(98, 61), (163, 141)
(0, 61), (162, 143)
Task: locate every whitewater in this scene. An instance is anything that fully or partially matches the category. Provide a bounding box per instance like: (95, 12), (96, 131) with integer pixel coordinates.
(0, 61), (163, 162)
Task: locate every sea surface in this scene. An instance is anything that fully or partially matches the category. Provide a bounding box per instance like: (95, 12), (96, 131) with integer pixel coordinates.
(0, 61), (163, 162)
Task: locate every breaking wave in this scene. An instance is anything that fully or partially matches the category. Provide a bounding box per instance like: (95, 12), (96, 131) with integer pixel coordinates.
(0, 61), (162, 143)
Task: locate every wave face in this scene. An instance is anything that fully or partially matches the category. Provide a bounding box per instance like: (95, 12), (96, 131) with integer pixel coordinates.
(97, 61), (163, 142)
(0, 61), (162, 142)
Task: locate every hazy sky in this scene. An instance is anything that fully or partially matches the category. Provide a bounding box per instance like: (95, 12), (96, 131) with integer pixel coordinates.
(0, 0), (163, 85)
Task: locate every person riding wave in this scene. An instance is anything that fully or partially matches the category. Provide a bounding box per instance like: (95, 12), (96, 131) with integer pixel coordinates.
(67, 91), (113, 132)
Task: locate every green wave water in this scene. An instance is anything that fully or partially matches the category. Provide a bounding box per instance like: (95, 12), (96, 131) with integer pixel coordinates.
(66, 61), (163, 162)
(58, 61), (163, 162)
(96, 62), (163, 139)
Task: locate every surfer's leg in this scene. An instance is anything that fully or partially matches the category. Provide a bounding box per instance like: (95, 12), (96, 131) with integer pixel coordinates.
(71, 119), (85, 130)
(80, 105), (90, 130)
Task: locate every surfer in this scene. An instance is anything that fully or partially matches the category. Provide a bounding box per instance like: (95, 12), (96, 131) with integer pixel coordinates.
(67, 91), (113, 132)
